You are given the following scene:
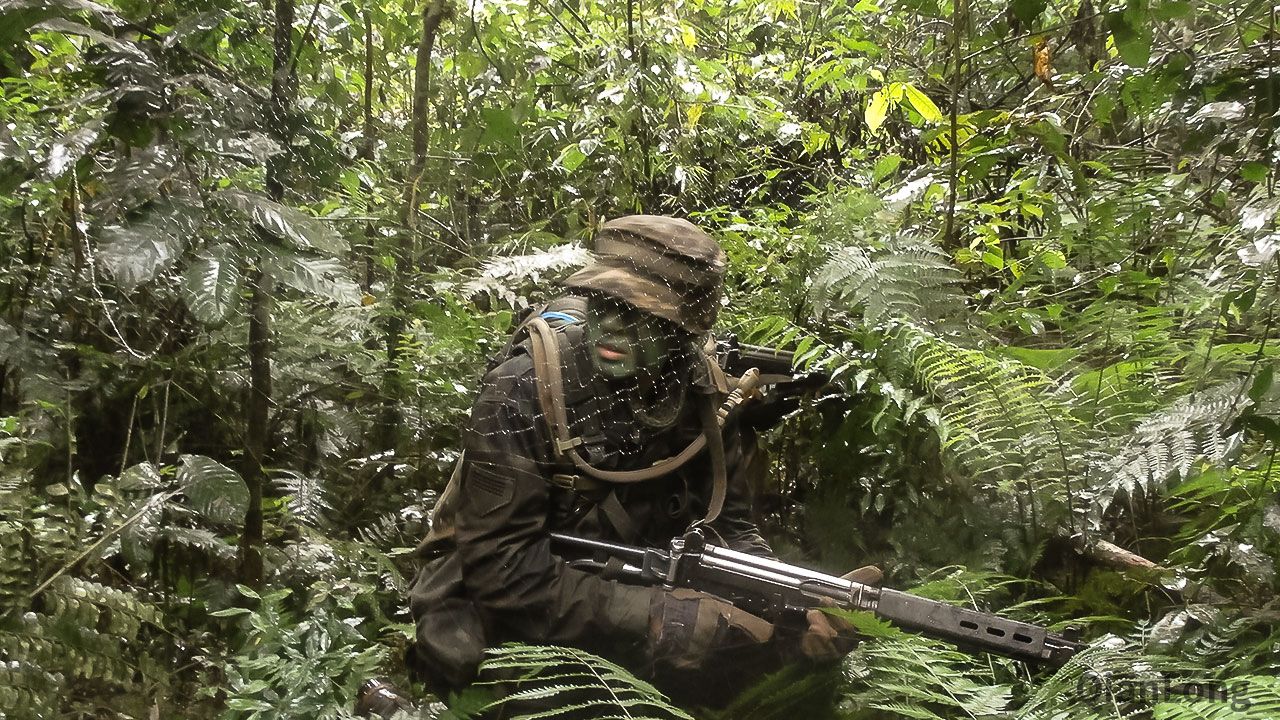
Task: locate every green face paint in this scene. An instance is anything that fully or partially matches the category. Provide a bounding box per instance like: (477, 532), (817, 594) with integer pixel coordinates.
(586, 297), (681, 382)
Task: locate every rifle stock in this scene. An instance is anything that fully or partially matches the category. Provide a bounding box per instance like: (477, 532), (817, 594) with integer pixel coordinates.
(551, 529), (1083, 667)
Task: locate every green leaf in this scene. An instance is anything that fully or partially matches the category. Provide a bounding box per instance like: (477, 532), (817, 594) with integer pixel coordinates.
(479, 107), (521, 149)
(45, 117), (102, 179)
(1040, 249), (1067, 269)
(1106, 2), (1152, 68)
(98, 199), (203, 291)
(1244, 415), (1280, 445)
(0, 0), (110, 48)
(178, 454), (249, 525)
(261, 248), (360, 305)
(162, 10), (224, 48)
(865, 90), (891, 133)
(208, 607), (252, 618)
(556, 143), (587, 173)
(1248, 365), (1274, 404)
(217, 189), (347, 255)
(902, 84), (942, 124)
(873, 154), (902, 181)
(182, 245), (244, 324)
(1011, 0), (1046, 25)
(1241, 162), (1268, 183)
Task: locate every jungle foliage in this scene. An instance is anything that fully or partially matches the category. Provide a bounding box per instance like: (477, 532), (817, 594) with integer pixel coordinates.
(0, 0), (1278, 718)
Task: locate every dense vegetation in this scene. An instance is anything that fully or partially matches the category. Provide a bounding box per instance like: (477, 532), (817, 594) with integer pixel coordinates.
(1, 0), (1278, 717)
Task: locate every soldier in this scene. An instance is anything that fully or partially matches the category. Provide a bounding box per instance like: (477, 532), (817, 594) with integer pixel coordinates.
(402, 215), (860, 713)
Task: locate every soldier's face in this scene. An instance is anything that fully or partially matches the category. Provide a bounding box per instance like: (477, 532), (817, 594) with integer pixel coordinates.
(586, 297), (678, 381)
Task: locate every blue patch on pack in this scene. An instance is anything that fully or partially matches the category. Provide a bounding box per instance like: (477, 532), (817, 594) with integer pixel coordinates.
(540, 311), (581, 325)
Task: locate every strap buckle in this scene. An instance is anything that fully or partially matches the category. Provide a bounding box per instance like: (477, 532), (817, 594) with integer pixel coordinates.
(550, 473), (582, 491)
(554, 436), (584, 453)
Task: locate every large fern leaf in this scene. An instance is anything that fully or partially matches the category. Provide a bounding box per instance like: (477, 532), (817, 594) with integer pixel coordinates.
(809, 237), (963, 326)
(454, 644), (693, 720)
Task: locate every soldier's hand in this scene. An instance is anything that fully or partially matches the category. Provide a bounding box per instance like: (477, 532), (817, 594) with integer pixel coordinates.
(794, 565), (883, 662)
(649, 588), (774, 670)
(796, 605), (860, 662)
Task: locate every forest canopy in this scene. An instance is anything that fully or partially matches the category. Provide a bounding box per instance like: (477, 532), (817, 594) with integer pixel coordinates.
(1, 0), (1278, 718)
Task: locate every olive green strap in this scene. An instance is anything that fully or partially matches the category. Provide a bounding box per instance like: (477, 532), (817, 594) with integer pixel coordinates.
(524, 316), (732, 529)
(526, 317), (706, 484)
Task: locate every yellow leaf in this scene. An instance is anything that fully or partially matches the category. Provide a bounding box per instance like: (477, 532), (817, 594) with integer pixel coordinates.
(681, 25), (697, 49)
(865, 91), (890, 134)
(686, 103), (704, 128)
(903, 84), (942, 123)
(362, 293), (376, 306)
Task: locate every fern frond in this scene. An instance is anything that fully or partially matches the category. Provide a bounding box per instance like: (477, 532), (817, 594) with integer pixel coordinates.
(809, 237), (963, 326)
(465, 644), (693, 720)
(1084, 383), (1248, 524)
(274, 469), (334, 527)
(1151, 675), (1280, 720)
(893, 324), (1085, 484)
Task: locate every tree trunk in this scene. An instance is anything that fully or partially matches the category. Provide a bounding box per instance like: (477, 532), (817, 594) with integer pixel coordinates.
(359, 2), (377, 293)
(239, 0), (295, 587)
(381, 0), (449, 450)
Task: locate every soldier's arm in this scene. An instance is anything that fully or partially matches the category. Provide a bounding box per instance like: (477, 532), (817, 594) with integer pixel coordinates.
(451, 387), (655, 650)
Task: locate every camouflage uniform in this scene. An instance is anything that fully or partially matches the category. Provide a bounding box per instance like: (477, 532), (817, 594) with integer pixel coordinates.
(407, 217), (804, 708)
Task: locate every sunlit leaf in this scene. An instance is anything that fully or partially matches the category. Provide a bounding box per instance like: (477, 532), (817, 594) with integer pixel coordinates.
(0, 0), (110, 47)
(45, 117), (102, 179)
(902, 84), (942, 124)
(556, 143), (587, 173)
(162, 10), (223, 47)
(217, 189), (347, 255)
(262, 248), (361, 305)
(866, 90), (891, 133)
(177, 454), (249, 526)
(183, 245), (244, 324)
(98, 199), (203, 291)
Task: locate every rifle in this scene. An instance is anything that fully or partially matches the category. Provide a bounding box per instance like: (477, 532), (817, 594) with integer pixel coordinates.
(551, 529), (1084, 667)
(715, 335), (828, 390)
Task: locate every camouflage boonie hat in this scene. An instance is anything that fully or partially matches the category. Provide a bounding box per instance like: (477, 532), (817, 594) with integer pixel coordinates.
(563, 215), (726, 335)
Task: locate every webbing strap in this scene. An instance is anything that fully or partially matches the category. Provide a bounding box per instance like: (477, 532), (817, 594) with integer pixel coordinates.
(524, 316), (730, 529)
(600, 491), (640, 543)
(696, 394), (728, 527)
(526, 317), (706, 484)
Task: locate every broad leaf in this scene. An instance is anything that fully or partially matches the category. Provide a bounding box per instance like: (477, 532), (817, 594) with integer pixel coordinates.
(177, 454), (249, 526)
(92, 143), (180, 217)
(162, 10), (223, 48)
(217, 189), (347, 255)
(0, 0), (110, 47)
(1011, 0), (1046, 26)
(98, 199), (203, 291)
(555, 143), (587, 173)
(1106, 1), (1151, 68)
(45, 117), (102, 179)
(262, 248), (360, 305)
(479, 107), (521, 149)
(36, 17), (140, 54)
(865, 90), (891, 133)
(183, 245), (244, 324)
(902, 84), (942, 124)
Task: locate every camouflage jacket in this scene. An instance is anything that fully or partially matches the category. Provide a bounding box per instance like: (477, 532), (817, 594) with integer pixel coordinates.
(406, 297), (771, 692)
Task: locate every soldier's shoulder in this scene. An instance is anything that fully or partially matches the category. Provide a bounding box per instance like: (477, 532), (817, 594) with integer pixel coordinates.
(479, 350), (537, 398)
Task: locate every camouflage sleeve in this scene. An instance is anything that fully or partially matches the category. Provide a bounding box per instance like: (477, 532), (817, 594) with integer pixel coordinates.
(452, 369), (656, 652)
(710, 417), (775, 557)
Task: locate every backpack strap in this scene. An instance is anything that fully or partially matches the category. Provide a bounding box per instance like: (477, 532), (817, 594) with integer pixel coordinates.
(526, 316), (709, 483)
(524, 317), (764, 528)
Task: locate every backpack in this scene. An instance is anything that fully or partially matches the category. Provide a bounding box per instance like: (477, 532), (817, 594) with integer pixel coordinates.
(419, 295), (763, 554)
